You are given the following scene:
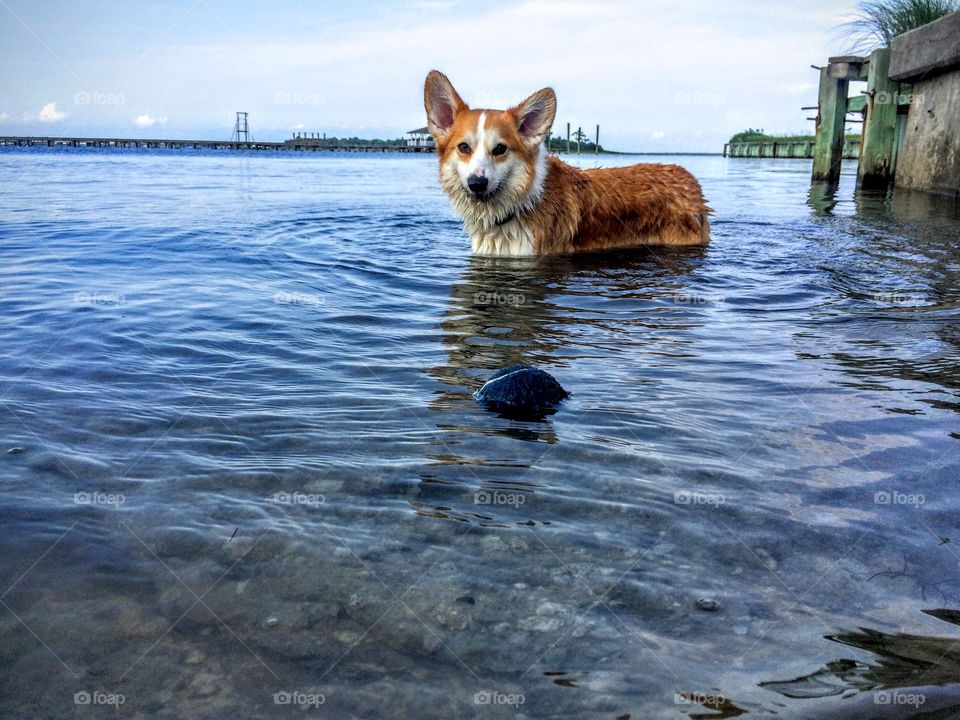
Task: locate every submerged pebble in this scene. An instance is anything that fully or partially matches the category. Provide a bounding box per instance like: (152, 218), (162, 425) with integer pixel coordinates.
(696, 597), (720, 612)
(474, 365), (568, 418)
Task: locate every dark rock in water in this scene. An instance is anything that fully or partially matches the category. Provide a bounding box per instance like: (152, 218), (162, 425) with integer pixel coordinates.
(474, 365), (568, 418)
(696, 597), (720, 612)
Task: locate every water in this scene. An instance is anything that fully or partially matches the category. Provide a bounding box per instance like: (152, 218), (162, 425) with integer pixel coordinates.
(1, 147), (959, 719)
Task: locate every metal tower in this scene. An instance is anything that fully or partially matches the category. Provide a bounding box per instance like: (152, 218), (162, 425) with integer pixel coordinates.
(232, 112), (250, 143)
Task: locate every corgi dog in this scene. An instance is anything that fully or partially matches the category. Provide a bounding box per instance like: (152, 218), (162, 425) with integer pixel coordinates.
(424, 70), (711, 256)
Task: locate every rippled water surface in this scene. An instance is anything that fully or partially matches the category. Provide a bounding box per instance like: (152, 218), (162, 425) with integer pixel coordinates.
(2, 148), (960, 719)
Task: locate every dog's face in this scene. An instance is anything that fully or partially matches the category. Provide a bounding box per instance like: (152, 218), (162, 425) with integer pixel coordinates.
(424, 71), (556, 218)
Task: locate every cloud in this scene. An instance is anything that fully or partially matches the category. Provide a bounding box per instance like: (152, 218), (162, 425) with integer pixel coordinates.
(785, 82), (817, 95)
(292, 123), (305, 129)
(0, 111), (10, 122)
(133, 114), (167, 128)
(38, 102), (68, 123)
(651, 131), (666, 141)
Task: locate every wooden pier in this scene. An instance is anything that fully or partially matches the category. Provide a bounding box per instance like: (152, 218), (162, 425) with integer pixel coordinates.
(0, 135), (434, 153)
(724, 52), (912, 189)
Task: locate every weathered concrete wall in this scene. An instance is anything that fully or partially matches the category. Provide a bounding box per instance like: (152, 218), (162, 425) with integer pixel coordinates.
(890, 11), (960, 196)
(895, 72), (960, 195)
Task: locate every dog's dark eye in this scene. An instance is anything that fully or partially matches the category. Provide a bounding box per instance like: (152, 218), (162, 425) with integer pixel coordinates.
(492, 143), (508, 156)
(457, 142), (471, 154)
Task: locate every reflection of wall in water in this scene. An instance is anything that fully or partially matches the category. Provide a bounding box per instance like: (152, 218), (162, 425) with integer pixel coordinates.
(804, 185), (960, 409)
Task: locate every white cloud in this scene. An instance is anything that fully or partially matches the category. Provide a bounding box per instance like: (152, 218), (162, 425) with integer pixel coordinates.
(133, 114), (167, 128)
(38, 102), (68, 123)
(651, 131), (666, 141)
(0, 111), (10, 122)
(292, 123), (305, 129)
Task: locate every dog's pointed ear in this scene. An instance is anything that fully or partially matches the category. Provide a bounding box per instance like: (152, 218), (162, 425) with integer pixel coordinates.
(510, 87), (556, 146)
(424, 71), (467, 141)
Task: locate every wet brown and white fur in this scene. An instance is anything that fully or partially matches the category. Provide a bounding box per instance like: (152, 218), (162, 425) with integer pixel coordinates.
(424, 70), (712, 257)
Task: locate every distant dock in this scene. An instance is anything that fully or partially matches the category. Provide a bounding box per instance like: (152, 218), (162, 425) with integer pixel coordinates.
(0, 135), (434, 153)
(724, 137), (861, 159)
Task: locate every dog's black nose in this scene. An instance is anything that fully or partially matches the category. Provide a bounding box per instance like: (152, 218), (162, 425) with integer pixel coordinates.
(467, 174), (488, 194)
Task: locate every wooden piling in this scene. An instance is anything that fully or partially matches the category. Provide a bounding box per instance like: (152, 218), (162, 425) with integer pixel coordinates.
(857, 47), (899, 189)
(812, 64), (850, 181)
(566, 123), (570, 154)
(595, 124), (599, 156)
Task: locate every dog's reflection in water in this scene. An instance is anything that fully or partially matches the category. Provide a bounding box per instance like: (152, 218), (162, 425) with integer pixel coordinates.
(429, 247), (705, 415)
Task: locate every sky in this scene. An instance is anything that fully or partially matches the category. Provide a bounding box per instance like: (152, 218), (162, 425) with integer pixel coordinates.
(0, 0), (867, 153)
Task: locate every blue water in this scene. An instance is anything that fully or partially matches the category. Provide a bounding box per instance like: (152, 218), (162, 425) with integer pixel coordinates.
(2, 147), (960, 719)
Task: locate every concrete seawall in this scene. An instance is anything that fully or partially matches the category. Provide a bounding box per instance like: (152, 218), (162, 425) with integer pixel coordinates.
(725, 138), (859, 159)
(890, 11), (960, 196)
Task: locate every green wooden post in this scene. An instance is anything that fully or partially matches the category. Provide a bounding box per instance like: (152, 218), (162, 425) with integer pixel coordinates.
(595, 124), (599, 156)
(566, 123), (570, 154)
(891, 108), (906, 174)
(857, 47), (898, 189)
(812, 65), (849, 181)
(577, 126), (581, 155)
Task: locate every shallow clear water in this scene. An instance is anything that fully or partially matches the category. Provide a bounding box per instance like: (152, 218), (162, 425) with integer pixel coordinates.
(1, 147), (960, 719)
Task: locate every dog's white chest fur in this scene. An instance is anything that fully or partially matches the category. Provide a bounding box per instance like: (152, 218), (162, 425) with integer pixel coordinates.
(468, 218), (535, 256)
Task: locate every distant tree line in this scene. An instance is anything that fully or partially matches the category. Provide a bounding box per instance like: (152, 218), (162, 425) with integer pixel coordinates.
(729, 128), (771, 144)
